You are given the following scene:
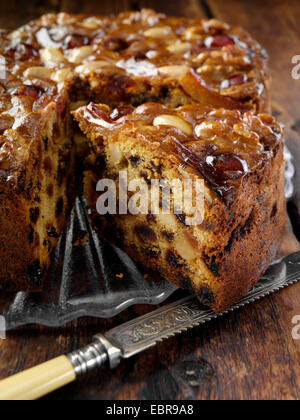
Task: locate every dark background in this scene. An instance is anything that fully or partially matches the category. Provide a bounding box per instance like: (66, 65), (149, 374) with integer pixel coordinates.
(1, 0), (300, 400)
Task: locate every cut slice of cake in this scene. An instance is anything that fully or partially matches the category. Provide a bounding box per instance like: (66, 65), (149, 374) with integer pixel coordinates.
(73, 102), (286, 312)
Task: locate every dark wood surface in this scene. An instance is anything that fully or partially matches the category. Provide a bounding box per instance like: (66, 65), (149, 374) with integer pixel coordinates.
(1, 0), (300, 400)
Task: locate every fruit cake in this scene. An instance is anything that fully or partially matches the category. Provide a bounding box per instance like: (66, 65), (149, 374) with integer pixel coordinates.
(0, 9), (281, 303)
(73, 102), (286, 312)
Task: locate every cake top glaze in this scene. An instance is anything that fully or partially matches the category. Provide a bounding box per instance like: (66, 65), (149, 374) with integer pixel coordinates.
(73, 102), (283, 202)
(0, 9), (270, 173)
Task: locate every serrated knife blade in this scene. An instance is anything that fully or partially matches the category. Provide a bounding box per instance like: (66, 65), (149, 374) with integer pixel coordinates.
(1, 250), (300, 400)
(104, 250), (300, 358)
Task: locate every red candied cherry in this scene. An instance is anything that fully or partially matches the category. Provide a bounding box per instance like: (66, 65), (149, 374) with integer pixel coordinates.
(5, 43), (38, 61)
(220, 74), (248, 90)
(205, 152), (248, 181)
(16, 85), (44, 100)
(63, 34), (90, 50)
(204, 34), (235, 48)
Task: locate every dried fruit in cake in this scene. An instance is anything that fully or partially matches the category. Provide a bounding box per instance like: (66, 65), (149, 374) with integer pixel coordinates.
(73, 102), (286, 312)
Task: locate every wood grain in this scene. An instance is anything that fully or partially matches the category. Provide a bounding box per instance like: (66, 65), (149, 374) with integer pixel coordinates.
(0, 0), (300, 401)
(206, 0), (300, 233)
(60, 0), (131, 16)
(0, 0), (61, 29)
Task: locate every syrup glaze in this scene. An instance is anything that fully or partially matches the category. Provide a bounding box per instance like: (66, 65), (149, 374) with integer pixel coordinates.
(0, 9), (269, 172)
(80, 102), (283, 203)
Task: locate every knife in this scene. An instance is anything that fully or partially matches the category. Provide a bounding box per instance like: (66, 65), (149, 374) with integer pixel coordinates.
(0, 250), (300, 400)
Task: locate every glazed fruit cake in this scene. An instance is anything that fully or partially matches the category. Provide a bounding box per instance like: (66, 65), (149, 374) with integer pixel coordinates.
(73, 103), (285, 312)
(0, 9), (285, 311)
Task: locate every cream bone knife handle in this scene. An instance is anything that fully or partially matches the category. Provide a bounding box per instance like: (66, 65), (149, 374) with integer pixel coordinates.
(0, 334), (121, 400)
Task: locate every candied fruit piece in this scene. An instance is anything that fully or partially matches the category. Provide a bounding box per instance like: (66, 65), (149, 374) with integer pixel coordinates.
(63, 34), (90, 50)
(220, 74), (247, 89)
(109, 105), (134, 121)
(17, 85), (44, 100)
(205, 34), (235, 48)
(205, 152), (248, 181)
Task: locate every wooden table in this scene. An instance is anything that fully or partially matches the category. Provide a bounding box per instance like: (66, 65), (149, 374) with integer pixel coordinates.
(1, 0), (300, 400)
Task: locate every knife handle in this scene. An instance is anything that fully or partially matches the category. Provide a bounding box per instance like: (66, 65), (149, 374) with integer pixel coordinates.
(0, 334), (121, 400)
(0, 356), (76, 400)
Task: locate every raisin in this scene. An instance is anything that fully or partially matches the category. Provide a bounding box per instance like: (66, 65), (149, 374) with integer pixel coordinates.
(30, 207), (40, 224)
(141, 248), (160, 257)
(270, 204), (277, 218)
(104, 36), (129, 51)
(129, 156), (140, 167)
(162, 231), (174, 242)
(26, 260), (44, 288)
(29, 225), (34, 244)
(135, 224), (157, 242)
(161, 85), (170, 101)
(224, 231), (235, 253)
(43, 137), (49, 151)
(239, 214), (252, 238)
(56, 197), (64, 217)
(197, 286), (215, 305)
(166, 251), (183, 268)
(43, 157), (52, 173)
(57, 161), (66, 186)
(94, 155), (106, 173)
(48, 227), (59, 238)
(151, 160), (162, 176)
(203, 254), (220, 277)
(208, 260), (220, 277)
(132, 92), (149, 107)
(177, 273), (193, 292)
(47, 184), (54, 197)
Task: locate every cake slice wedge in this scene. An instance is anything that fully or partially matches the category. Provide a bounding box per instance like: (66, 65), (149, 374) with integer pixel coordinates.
(0, 92), (77, 292)
(75, 102), (285, 312)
